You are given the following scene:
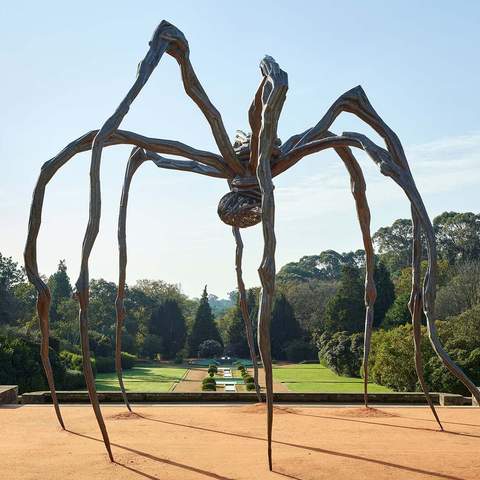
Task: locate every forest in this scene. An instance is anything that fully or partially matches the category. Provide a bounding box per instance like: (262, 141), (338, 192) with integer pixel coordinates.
(1, 211), (479, 395)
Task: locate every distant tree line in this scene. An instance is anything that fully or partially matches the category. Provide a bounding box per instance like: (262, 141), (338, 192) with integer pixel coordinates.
(1, 211), (479, 395)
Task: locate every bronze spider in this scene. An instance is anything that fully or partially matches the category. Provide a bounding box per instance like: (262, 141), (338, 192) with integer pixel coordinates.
(24, 20), (480, 470)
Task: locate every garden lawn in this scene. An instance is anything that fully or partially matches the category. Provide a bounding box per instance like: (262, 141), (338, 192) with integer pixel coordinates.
(273, 363), (392, 393)
(95, 365), (187, 392)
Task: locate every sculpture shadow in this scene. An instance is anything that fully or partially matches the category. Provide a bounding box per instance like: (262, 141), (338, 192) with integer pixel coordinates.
(288, 410), (480, 439)
(132, 412), (465, 480)
(66, 430), (233, 480)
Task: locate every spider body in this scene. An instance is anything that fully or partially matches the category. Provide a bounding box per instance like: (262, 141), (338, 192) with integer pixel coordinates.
(24, 19), (480, 471)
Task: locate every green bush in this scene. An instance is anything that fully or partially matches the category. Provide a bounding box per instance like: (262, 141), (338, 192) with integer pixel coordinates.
(121, 352), (136, 370)
(202, 376), (216, 391)
(95, 356), (115, 373)
(208, 364), (218, 375)
(62, 369), (86, 390)
(244, 375), (254, 384)
(246, 382), (256, 391)
(0, 335), (67, 394)
(316, 331), (364, 377)
(60, 350), (97, 377)
(237, 364), (246, 372)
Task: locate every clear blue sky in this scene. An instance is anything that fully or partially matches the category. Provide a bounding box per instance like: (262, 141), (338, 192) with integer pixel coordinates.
(1, 1), (479, 298)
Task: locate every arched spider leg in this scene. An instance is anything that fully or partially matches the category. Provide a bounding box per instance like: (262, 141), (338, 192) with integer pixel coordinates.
(278, 129), (480, 412)
(331, 144), (377, 409)
(254, 55), (288, 471)
(409, 206), (443, 429)
(343, 131), (480, 408)
(115, 147), (226, 410)
(232, 227), (262, 402)
(24, 129), (226, 453)
(77, 21), (244, 457)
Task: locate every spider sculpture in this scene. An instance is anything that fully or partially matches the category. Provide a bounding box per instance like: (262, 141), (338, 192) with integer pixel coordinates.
(24, 21), (480, 470)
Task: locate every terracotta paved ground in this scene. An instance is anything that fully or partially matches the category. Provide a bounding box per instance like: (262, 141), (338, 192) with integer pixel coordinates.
(2, 404), (479, 479)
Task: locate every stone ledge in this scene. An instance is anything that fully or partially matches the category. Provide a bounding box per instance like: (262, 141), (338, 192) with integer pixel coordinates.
(20, 391), (455, 405)
(0, 385), (18, 404)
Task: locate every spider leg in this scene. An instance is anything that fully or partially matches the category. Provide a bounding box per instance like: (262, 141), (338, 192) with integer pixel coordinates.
(343, 131), (480, 407)
(410, 207), (443, 430)
(115, 147), (146, 411)
(254, 55), (288, 471)
(273, 132), (448, 421)
(115, 148), (226, 409)
(332, 144), (376, 408)
(232, 227), (262, 402)
(277, 80), (480, 407)
(24, 128), (228, 454)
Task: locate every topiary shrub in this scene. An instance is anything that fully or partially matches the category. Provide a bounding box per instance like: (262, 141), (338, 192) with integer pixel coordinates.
(237, 364), (246, 372)
(244, 375), (254, 384)
(208, 364), (218, 375)
(246, 382), (256, 391)
(202, 376), (216, 391)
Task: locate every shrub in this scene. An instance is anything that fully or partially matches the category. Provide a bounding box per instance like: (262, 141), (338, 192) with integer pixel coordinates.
(316, 331), (364, 377)
(208, 364), (218, 375)
(198, 339), (223, 358)
(95, 356), (115, 373)
(202, 376), (216, 391)
(60, 350), (97, 377)
(246, 382), (256, 391)
(62, 369), (86, 390)
(241, 369), (249, 377)
(0, 335), (67, 394)
(244, 375), (254, 384)
(237, 364), (246, 372)
(121, 352), (136, 370)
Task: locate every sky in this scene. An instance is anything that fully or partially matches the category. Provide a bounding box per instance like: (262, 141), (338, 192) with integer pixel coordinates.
(1, 1), (479, 298)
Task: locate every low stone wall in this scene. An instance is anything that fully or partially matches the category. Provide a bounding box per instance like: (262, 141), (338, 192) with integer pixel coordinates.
(20, 390), (472, 405)
(0, 385), (18, 404)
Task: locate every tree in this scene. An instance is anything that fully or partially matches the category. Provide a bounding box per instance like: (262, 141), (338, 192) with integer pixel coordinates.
(383, 292), (412, 329)
(324, 265), (365, 333)
(89, 279), (117, 338)
(373, 219), (415, 273)
(0, 253), (25, 325)
(373, 261), (395, 328)
(278, 279), (338, 334)
(270, 294), (302, 359)
(434, 212), (480, 264)
(149, 299), (186, 359)
(141, 334), (163, 359)
(198, 339), (223, 358)
(436, 260), (480, 320)
(277, 249), (365, 283)
(188, 286), (222, 356)
(47, 260), (72, 324)
(224, 303), (249, 357)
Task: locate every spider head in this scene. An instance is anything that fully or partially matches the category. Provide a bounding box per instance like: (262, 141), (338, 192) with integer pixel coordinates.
(217, 176), (262, 228)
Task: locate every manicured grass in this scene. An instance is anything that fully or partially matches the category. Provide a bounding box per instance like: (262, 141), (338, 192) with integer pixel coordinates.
(95, 365), (187, 392)
(273, 363), (392, 393)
